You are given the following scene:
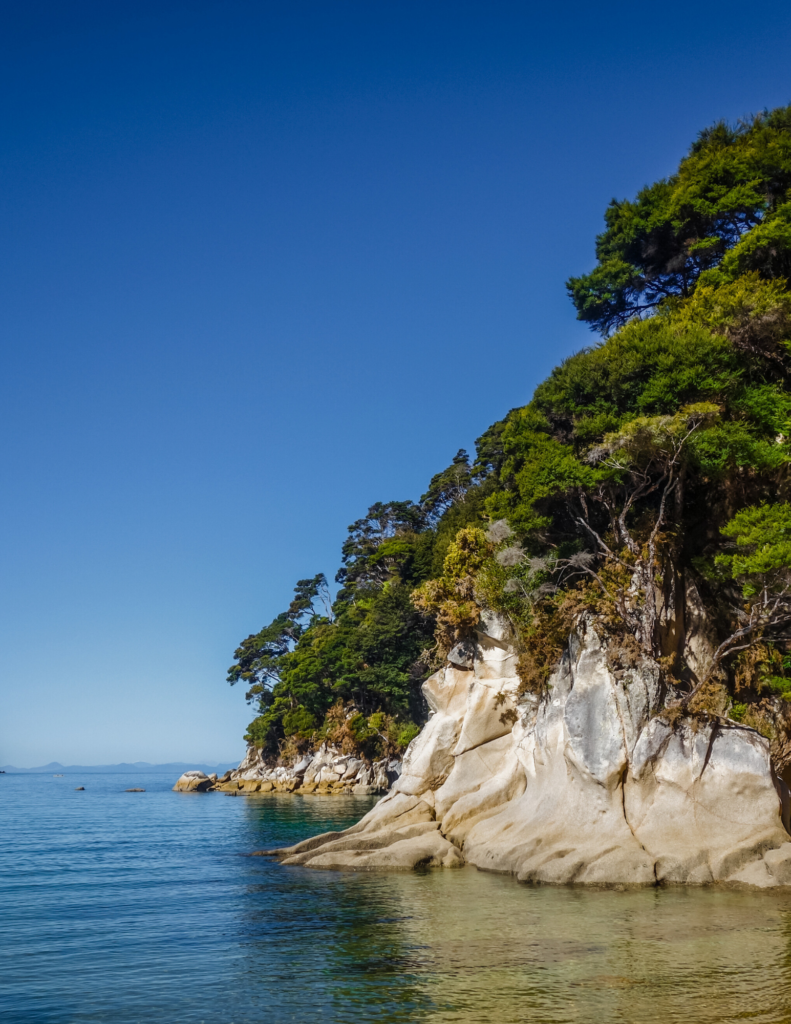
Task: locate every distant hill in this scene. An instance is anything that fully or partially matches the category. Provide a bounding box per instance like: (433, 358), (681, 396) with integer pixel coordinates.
(0, 760), (240, 774)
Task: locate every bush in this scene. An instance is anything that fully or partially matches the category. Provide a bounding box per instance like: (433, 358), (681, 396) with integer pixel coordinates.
(282, 706), (317, 738)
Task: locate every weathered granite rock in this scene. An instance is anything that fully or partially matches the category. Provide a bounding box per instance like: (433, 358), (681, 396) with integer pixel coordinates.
(276, 617), (791, 887)
(447, 639), (476, 669)
(236, 745), (267, 777)
(172, 771), (213, 793)
(270, 794), (463, 870)
(293, 755), (313, 775)
(175, 741), (402, 796)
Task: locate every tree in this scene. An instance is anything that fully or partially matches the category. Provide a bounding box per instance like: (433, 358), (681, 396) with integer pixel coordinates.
(567, 108), (791, 335)
(420, 449), (473, 522)
(680, 503), (791, 704)
(227, 573), (331, 704)
(335, 501), (426, 598)
(571, 404), (718, 661)
(341, 581), (435, 718)
(287, 574), (334, 622)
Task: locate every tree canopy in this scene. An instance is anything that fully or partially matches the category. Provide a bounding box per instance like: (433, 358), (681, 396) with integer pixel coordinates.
(567, 107), (791, 335)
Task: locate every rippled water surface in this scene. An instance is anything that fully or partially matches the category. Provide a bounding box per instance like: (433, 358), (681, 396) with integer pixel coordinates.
(3, 771), (791, 1023)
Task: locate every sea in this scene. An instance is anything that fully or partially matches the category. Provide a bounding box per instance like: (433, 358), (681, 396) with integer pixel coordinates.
(3, 771), (791, 1024)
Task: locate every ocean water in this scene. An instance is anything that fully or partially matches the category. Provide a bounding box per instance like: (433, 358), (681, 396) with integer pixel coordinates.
(3, 772), (791, 1024)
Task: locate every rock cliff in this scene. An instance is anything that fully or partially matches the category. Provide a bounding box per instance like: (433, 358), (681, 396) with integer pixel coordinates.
(270, 615), (791, 886)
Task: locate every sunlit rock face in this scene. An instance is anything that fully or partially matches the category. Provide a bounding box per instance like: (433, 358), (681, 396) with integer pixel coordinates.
(274, 617), (791, 886)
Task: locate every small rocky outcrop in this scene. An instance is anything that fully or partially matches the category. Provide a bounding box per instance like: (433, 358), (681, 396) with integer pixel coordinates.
(269, 616), (791, 886)
(172, 750), (401, 795)
(172, 770), (214, 792)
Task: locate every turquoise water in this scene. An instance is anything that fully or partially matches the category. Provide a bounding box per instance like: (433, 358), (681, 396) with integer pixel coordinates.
(3, 772), (791, 1024)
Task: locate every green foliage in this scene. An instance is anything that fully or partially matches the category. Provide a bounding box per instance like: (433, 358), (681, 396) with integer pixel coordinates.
(421, 449), (474, 522)
(675, 272), (791, 336)
(764, 677), (791, 701)
(533, 318), (737, 424)
(318, 703), (421, 760)
(441, 526), (489, 578)
(394, 721), (421, 748)
(485, 414), (600, 536)
(413, 528), (491, 657)
(709, 202), (791, 284)
(227, 574), (332, 703)
(568, 107), (791, 334)
(232, 502), (440, 753)
(282, 706), (317, 738)
(716, 503), (791, 596)
(335, 501), (427, 600)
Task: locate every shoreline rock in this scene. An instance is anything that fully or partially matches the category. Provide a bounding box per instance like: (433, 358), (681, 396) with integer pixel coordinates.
(172, 750), (401, 796)
(266, 616), (791, 888)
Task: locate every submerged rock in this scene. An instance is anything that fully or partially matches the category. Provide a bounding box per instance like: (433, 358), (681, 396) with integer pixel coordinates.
(275, 618), (791, 888)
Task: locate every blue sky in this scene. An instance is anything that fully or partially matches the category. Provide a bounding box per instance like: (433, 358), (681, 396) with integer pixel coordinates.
(2, 0), (790, 766)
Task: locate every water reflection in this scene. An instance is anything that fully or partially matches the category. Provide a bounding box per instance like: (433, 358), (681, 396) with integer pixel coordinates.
(241, 798), (791, 1024)
(386, 874), (791, 1023)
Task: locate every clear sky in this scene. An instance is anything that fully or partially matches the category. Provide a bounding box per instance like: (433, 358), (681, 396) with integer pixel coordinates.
(2, 0), (790, 767)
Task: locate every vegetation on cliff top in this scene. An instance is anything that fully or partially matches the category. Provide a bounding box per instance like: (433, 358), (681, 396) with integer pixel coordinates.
(229, 106), (791, 770)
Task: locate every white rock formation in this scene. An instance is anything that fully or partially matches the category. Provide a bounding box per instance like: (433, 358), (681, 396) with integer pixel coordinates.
(176, 740), (400, 795)
(172, 770), (213, 792)
(273, 617), (791, 886)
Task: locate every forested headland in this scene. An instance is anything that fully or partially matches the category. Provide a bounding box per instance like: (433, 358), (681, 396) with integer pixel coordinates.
(228, 105), (791, 774)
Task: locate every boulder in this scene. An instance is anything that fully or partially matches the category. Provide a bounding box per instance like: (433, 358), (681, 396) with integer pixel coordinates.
(303, 744), (337, 785)
(293, 755), (313, 775)
(371, 762), (390, 792)
(447, 639), (476, 669)
(341, 757), (363, 780)
(172, 771), (212, 793)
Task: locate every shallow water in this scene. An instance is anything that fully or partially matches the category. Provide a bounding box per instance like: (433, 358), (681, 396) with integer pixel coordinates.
(2, 772), (791, 1023)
